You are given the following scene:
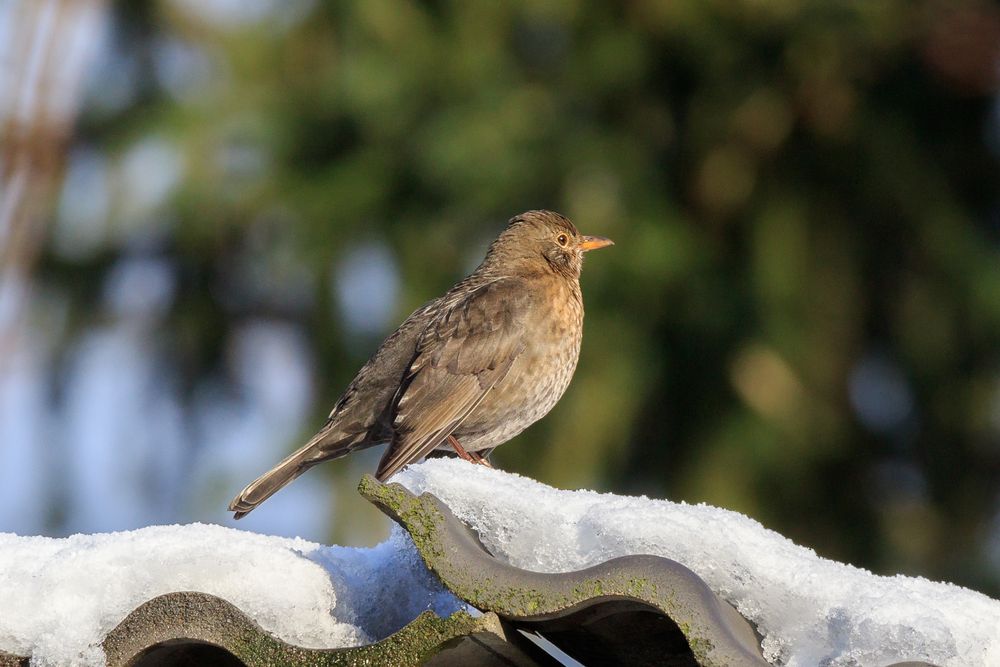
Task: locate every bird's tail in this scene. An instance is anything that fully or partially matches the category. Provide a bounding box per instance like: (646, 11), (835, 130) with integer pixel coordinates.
(228, 430), (360, 519)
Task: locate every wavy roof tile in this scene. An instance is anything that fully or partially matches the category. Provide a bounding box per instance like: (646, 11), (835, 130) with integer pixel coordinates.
(0, 474), (946, 666)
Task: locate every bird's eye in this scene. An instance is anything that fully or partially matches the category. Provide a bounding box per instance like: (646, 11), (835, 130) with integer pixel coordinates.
(557, 234), (568, 246)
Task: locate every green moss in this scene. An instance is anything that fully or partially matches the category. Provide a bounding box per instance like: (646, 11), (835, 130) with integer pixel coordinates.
(229, 610), (488, 666)
(686, 634), (717, 663)
(358, 475), (763, 666)
(358, 476), (447, 562)
(572, 579), (605, 598)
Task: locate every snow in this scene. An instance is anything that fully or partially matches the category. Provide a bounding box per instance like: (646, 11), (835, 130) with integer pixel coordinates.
(0, 523), (463, 666)
(395, 459), (1000, 667)
(2, 458), (998, 666)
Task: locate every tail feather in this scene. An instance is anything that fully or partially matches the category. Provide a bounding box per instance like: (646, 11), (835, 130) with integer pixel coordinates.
(228, 431), (360, 519)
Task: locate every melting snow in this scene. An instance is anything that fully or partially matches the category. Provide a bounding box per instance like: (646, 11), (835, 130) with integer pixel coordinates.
(396, 459), (1000, 667)
(2, 458), (998, 666)
(0, 523), (461, 665)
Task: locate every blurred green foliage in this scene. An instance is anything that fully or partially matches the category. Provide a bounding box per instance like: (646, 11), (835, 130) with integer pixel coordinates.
(53, 0), (1000, 594)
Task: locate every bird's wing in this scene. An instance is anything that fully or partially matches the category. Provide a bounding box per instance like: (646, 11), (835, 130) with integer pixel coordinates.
(375, 277), (530, 480)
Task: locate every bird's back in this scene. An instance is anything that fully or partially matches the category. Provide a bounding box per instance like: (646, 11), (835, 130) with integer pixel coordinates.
(321, 299), (441, 445)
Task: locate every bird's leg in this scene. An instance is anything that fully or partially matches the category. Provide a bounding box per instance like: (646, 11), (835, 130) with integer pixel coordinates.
(447, 435), (493, 467)
(468, 451), (493, 468)
(446, 434), (476, 462)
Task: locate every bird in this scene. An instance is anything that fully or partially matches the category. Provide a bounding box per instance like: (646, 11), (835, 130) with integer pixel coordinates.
(228, 210), (613, 519)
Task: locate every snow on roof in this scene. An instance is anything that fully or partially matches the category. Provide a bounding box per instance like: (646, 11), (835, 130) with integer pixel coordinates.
(0, 457), (996, 666)
(394, 458), (1000, 667)
(0, 522), (462, 665)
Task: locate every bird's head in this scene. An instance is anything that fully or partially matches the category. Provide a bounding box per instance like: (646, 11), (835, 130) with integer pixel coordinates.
(485, 210), (613, 279)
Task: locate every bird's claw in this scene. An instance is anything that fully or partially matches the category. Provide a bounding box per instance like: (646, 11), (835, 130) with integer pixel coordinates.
(469, 451), (493, 467)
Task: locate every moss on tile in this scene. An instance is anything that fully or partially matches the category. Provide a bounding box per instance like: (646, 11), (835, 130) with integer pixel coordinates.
(102, 591), (503, 667)
(359, 474), (768, 667)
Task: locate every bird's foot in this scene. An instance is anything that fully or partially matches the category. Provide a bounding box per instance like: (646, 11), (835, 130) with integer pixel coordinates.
(447, 435), (493, 467)
(468, 451), (493, 468)
(446, 434), (476, 463)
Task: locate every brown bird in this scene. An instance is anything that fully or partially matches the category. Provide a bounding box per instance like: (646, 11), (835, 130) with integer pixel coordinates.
(229, 210), (612, 519)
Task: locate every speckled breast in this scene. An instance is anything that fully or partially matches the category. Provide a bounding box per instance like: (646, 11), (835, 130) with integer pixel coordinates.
(444, 277), (584, 452)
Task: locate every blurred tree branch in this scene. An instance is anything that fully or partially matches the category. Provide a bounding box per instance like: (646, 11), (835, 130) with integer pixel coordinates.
(0, 0), (107, 363)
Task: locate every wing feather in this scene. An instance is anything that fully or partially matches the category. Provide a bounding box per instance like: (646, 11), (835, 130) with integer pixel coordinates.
(374, 278), (530, 480)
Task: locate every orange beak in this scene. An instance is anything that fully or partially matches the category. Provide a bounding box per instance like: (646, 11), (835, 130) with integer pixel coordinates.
(579, 235), (614, 252)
